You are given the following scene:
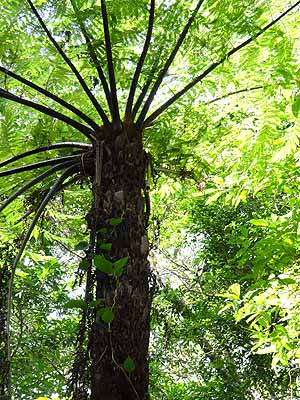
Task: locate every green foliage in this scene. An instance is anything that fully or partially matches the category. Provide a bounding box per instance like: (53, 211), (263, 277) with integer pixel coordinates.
(11, 252), (78, 399)
(98, 307), (114, 323)
(218, 202), (300, 369)
(65, 298), (87, 310)
(93, 254), (113, 274)
(99, 242), (112, 251)
(92, 254), (127, 276)
(1, 0), (300, 398)
(149, 184), (300, 399)
(109, 217), (123, 226)
(123, 356), (136, 373)
(78, 259), (89, 270)
(113, 256), (128, 276)
(74, 241), (89, 251)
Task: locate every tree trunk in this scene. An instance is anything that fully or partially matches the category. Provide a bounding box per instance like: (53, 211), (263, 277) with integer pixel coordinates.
(89, 123), (150, 400)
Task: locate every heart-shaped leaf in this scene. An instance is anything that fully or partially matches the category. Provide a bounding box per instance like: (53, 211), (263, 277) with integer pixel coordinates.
(93, 254), (113, 274)
(123, 356), (136, 373)
(109, 217), (123, 226)
(113, 256), (128, 277)
(99, 307), (114, 323)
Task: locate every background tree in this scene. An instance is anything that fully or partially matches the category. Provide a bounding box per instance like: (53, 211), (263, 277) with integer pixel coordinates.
(148, 193), (295, 399)
(0, 0), (300, 399)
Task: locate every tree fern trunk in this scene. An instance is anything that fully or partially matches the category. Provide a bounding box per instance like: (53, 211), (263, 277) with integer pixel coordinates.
(90, 124), (150, 400)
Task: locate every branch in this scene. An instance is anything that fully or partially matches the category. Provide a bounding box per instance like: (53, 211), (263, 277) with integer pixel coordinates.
(0, 88), (95, 140)
(136, 0), (205, 126)
(143, 1), (300, 127)
(0, 160), (77, 212)
(125, 0), (155, 120)
(101, 0), (120, 125)
(6, 164), (79, 379)
(0, 66), (99, 130)
(25, 0), (109, 125)
(13, 174), (82, 224)
(0, 155), (79, 177)
(69, 0), (113, 117)
(0, 142), (92, 168)
(0, 142), (91, 169)
(204, 85), (264, 105)
(131, 53), (161, 120)
(14, 167), (79, 260)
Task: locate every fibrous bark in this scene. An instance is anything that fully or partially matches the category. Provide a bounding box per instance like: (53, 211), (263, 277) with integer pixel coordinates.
(88, 123), (150, 400)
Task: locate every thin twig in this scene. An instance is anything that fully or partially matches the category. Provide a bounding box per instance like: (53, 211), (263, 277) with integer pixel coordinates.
(144, 1), (300, 127)
(52, 237), (84, 259)
(14, 208), (35, 224)
(204, 85), (264, 105)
